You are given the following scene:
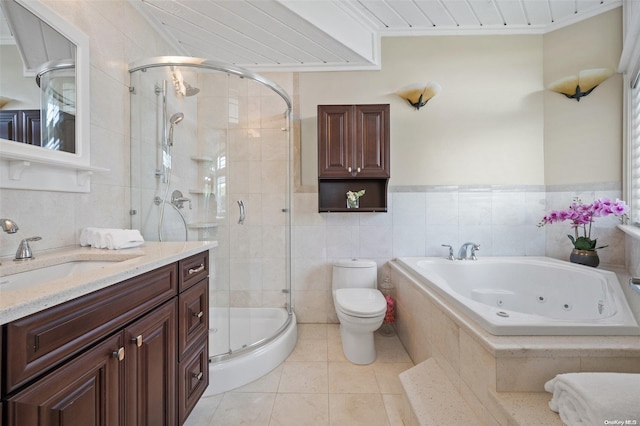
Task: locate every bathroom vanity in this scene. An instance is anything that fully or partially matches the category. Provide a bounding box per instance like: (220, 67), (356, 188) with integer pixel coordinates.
(0, 241), (215, 425)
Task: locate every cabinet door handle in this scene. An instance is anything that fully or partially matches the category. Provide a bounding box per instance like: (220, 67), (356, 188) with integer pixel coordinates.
(192, 372), (203, 381)
(357, 167), (361, 173)
(348, 166), (352, 173)
(113, 347), (125, 361)
(132, 335), (143, 347)
(193, 311), (204, 318)
(188, 264), (205, 274)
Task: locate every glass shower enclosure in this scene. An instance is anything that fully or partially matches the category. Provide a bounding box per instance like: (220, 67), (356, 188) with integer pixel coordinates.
(129, 57), (293, 378)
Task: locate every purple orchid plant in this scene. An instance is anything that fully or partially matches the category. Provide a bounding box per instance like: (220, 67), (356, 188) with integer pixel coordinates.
(539, 198), (629, 251)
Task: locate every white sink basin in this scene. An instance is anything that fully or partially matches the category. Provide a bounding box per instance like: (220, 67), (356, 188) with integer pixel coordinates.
(0, 260), (121, 287)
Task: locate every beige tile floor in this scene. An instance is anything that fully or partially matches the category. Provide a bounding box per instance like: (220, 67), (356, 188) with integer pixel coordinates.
(184, 324), (414, 426)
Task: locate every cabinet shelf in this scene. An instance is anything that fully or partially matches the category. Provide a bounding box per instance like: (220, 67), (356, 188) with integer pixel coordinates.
(318, 179), (388, 212)
(190, 156), (214, 163)
(187, 222), (218, 229)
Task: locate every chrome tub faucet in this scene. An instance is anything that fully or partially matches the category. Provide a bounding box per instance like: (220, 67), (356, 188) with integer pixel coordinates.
(441, 244), (455, 260)
(458, 242), (480, 260)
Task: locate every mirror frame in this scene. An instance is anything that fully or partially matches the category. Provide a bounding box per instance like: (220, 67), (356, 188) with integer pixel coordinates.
(0, 0), (89, 168)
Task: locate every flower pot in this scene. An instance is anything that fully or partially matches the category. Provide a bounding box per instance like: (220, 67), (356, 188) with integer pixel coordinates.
(569, 249), (599, 268)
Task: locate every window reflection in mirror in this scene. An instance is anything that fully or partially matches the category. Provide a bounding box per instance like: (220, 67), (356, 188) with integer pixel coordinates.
(0, 0), (77, 154)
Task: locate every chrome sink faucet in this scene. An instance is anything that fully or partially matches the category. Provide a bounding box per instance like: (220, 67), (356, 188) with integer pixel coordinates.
(15, 237), (42, 260)
(1, 218), (41, 261)
(1, 218), (18, 234)
(458, 242), (480, 260)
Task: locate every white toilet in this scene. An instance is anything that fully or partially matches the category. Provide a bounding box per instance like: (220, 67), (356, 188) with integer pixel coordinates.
(332, 259), (387, 365)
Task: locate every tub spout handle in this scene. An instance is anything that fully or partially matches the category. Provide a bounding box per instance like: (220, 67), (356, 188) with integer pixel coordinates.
(441, 244), (455, 261)
(470, 244), (480, 260)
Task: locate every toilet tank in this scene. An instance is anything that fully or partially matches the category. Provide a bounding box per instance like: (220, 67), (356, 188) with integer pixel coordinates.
(332, 259), (377, 291)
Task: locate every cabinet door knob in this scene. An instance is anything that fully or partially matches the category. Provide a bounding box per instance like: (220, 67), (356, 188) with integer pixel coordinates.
(192, 371), (203, 381)
(113, 347), (125, 361)
(357, 167), (361, 173)
(188, 264), (205, 274)
(193, 311), (204, 318)
(132, 335), (143, 347)
(348, 166), (352, 173)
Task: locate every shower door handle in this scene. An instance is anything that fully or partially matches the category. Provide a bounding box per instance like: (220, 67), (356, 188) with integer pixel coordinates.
(237, 200), (246, 224)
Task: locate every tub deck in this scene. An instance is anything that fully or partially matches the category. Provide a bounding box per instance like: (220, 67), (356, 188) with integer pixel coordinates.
(389, 258), (640, 426)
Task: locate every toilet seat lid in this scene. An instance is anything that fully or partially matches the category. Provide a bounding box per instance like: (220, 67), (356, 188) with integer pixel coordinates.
(335, 288), (386, 317)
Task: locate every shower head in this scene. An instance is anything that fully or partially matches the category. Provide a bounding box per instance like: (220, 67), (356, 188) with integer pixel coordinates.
(168, 112), (184, 146)
(183, 82), (200, 96)
(169, 112), (184, 125)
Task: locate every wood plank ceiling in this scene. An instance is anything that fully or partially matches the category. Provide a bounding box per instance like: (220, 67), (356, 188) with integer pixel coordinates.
(135, 0), (621, 70)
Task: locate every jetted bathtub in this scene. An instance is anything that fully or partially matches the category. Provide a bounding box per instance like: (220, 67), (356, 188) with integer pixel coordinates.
(394, 257), (640, 336)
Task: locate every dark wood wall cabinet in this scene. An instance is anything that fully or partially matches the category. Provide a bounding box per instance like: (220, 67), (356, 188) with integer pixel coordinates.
(0, 250), (210, 426)
(317, 104), (390, 212)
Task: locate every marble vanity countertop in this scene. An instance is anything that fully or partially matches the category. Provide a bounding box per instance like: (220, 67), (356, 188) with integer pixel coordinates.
(0, 241), (217, 324)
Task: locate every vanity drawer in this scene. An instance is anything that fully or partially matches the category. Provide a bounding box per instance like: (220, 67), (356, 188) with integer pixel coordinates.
(3, 263), (178, 393)
(178, 336), (208, 423)
(178, 278), (209, 359)
(179, 251), (209, 292)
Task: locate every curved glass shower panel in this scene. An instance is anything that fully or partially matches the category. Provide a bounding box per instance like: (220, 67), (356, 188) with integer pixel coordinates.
(225, 75), (291, 354)
(129, 57), (292, 361)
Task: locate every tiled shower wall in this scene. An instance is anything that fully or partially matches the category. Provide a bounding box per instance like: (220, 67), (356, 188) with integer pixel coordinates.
(291, 184), (627, 324)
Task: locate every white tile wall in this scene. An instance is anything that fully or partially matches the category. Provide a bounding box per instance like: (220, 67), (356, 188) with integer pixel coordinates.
(292, 186), (550, 323)
(291, 183), (630, 324)
(0, 0), (178, 257)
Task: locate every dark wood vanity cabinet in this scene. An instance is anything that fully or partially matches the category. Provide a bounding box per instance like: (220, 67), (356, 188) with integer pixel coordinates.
(0, 110), (41, 145)
(317, 104), (390, 212)
(0, 250), (210, 426)
(177, 251), (209, 423)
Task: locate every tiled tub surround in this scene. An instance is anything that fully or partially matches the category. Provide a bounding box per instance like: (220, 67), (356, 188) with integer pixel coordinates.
(389, 259), (640, 425)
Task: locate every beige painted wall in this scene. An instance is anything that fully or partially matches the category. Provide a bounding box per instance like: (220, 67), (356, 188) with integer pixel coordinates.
(299, 9), (623, 188)
(300, 35), (545, 187)
(543, 8), (623, 185)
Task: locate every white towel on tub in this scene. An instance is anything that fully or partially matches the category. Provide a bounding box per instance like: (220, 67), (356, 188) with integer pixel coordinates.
(81, 228), (144, 249)
(544, 372), (640, 426)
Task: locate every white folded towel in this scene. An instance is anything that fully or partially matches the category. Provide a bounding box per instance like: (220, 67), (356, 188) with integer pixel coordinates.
(81, 228), (144, 250)
(544, 372), (640, 426)
(105, 229), (145, 250)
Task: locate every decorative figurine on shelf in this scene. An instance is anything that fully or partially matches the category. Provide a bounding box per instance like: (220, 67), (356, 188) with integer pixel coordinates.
(346, 189), (365, 209)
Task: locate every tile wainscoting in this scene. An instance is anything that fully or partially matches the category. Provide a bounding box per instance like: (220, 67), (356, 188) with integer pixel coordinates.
(291, 183), (628, 324)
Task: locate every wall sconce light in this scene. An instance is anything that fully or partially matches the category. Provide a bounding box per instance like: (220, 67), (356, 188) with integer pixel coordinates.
(548, 68), (614, 102)
(396, 81), (442, 110)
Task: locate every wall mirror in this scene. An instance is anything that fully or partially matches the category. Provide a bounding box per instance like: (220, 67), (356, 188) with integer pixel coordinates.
(0, 0), (90, 169)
